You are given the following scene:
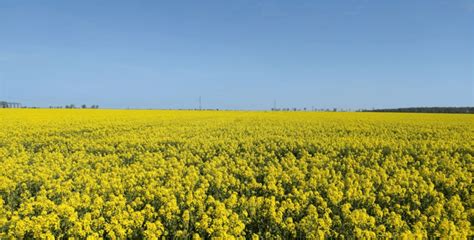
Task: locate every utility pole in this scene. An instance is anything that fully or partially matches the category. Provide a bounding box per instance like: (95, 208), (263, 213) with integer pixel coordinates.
(273, 99), (276, 111)
(199, 96), (202, 110)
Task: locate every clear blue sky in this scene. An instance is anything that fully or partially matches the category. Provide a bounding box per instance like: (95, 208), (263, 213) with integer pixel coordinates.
(1, 0), (473, 109)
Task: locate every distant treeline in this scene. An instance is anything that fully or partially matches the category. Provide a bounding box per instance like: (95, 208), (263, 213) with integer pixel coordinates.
(49, 104), (100, 109)
(362, 107), (473, 114)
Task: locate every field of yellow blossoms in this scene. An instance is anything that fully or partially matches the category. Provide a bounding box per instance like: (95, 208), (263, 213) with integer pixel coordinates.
(0, 109), (472, 239)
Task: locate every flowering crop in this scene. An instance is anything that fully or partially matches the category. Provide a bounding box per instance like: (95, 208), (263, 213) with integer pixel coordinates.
(0, 109), (472, 239)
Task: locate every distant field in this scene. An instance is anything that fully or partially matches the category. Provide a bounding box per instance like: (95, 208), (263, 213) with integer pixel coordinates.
(0, 109), (472, 239)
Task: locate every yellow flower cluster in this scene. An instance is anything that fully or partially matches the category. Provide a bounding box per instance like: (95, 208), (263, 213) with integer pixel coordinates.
(0, 109), (472, 239)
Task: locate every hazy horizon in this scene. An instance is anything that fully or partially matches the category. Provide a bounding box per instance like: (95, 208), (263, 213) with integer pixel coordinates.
(1, 0), (473, 110)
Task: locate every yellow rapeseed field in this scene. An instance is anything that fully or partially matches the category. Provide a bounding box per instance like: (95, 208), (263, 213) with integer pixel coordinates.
(0, 109), (472, 239)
